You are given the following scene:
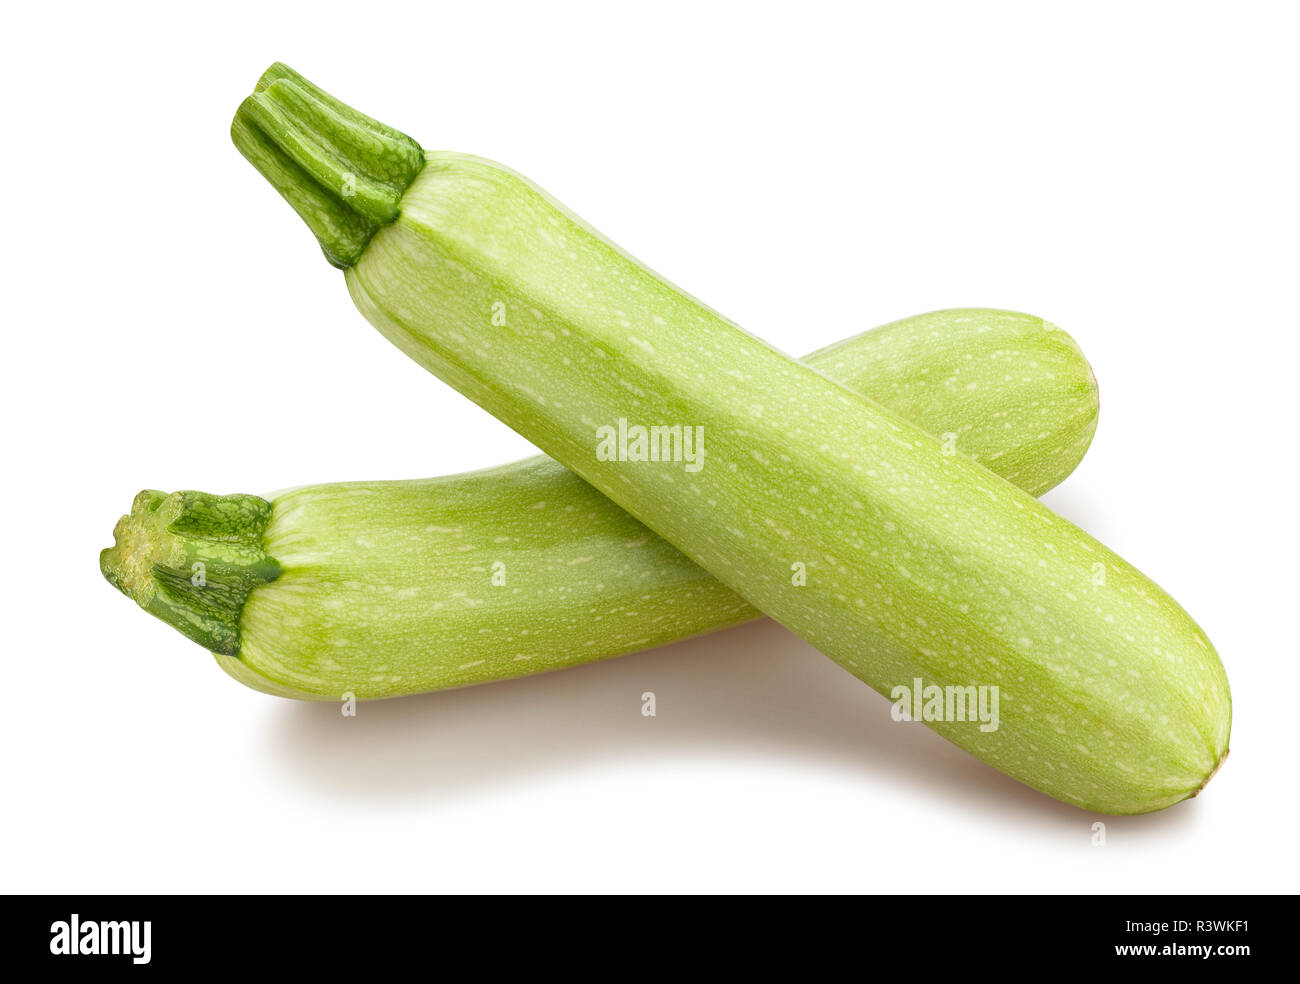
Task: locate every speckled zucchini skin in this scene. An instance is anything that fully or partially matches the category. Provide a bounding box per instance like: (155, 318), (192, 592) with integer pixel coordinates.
(340, 153), (1227, 814)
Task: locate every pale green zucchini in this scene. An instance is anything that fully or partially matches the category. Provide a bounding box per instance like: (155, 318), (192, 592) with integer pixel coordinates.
(102, 308), (1096, 700)
(230, 64), (1230, 813)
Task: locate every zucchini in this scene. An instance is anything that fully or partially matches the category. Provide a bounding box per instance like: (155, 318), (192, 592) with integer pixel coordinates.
(103, 308), (1096, 700)
(229, 64), (1230, 813)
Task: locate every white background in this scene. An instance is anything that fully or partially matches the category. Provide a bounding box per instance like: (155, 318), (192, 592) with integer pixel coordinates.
(2, 1), (1296, 893)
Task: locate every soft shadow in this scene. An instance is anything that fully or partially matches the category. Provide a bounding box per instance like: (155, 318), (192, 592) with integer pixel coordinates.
(266, 618), (1205, 835)
(1040, 482), (1119, 543)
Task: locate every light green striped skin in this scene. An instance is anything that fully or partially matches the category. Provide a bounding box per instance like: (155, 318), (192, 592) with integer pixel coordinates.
(339, 153), (1229, 814)
(214, 309), (1098, 698)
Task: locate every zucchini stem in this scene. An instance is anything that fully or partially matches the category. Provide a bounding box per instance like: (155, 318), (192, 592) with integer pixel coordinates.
(99, 490), (283, 656)
(231, 62), (424, 268)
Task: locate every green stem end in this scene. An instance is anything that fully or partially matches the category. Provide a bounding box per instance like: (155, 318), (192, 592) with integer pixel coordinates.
(100, 490), (283, 657)
(231, 62), (425, 268)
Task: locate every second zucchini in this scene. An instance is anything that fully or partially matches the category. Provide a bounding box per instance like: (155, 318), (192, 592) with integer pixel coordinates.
(103, 308), (1095, 699)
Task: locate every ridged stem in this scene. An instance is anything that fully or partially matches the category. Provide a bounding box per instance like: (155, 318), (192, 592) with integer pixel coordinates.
(231, 62), (424, 268)
(100, 490), (283, 656)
